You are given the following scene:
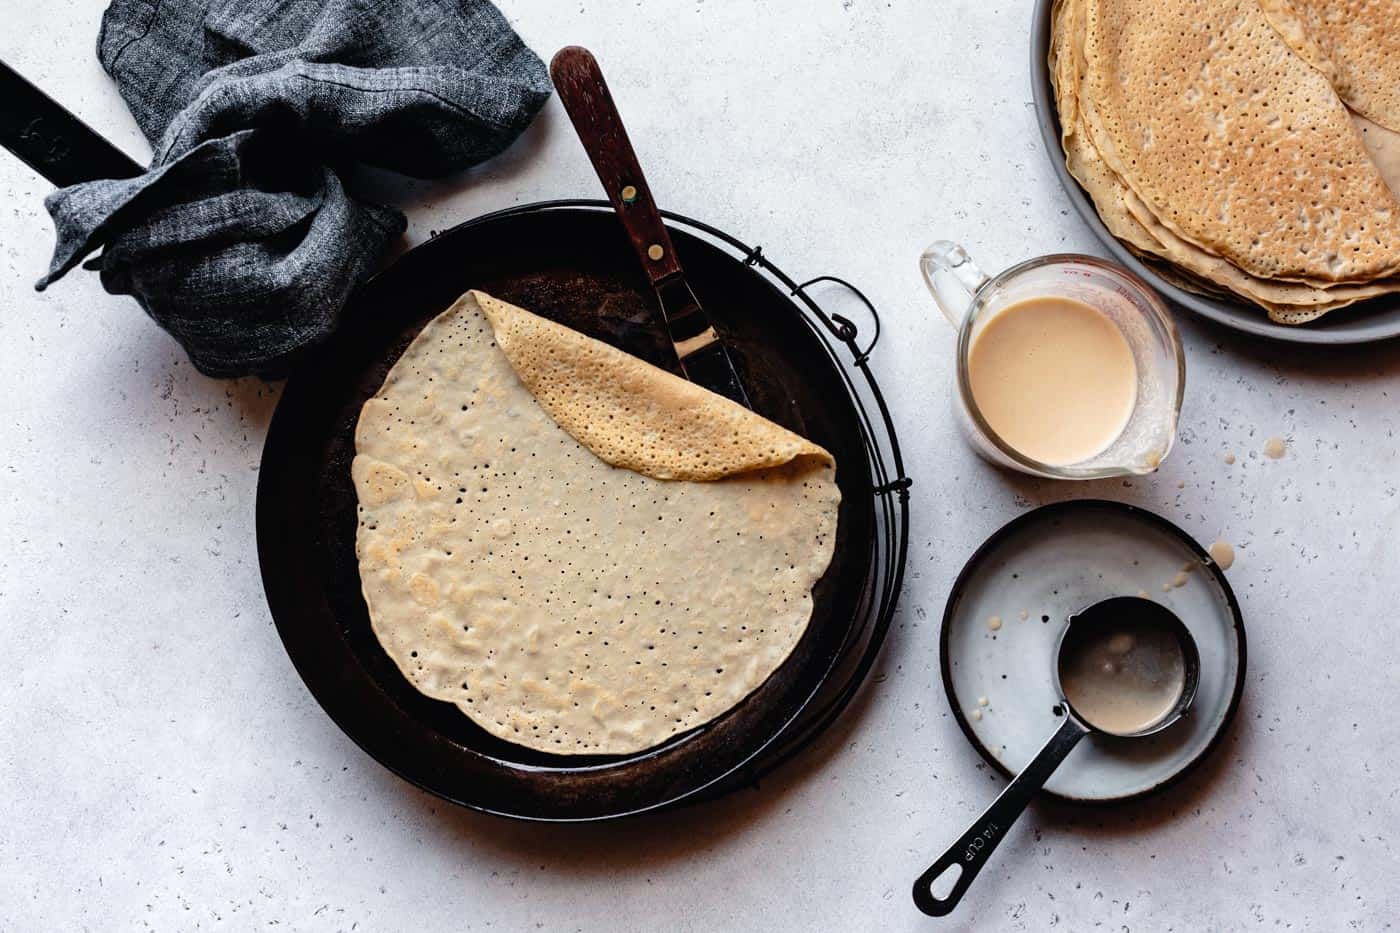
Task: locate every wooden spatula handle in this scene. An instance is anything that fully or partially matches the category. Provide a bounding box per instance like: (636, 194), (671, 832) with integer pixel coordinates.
(550, 46), (682, 286)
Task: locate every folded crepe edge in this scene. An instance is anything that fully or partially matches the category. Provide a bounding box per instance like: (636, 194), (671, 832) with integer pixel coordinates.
(465, 290), (835, 482)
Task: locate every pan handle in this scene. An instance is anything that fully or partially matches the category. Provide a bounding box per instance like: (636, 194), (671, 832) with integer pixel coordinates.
(0, 59), (143, 188)
(549, 46), (682, 287)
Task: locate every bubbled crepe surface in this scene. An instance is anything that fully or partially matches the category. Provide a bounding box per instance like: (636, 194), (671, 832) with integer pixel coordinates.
(350, 291), (840, 755)
(1259, 0), (1400, 134)
(477, 291), (830, 481)
(1051, 0), (1400, 322)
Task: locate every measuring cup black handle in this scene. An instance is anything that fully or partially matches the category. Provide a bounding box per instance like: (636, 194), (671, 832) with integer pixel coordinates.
(912, 715), (1090, 916)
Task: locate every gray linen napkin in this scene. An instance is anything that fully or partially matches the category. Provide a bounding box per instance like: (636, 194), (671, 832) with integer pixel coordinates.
(38, 0), (550, 377)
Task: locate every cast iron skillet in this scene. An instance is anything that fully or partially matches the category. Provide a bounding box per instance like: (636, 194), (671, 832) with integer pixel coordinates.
(256, 203), (878, 821)
(1029, 0), (1400, 344)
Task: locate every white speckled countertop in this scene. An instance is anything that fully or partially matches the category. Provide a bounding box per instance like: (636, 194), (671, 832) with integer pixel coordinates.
(3, 1), (1398, 929)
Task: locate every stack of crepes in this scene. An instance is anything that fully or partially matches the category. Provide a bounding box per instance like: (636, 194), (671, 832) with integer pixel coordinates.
(1051, 0), (1400, 323)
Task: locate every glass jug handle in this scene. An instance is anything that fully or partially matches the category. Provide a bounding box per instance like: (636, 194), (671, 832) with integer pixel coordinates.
(920, 241), (990, 329)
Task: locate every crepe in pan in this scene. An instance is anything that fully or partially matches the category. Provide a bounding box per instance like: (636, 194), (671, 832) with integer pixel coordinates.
(351, 291), (840, 755)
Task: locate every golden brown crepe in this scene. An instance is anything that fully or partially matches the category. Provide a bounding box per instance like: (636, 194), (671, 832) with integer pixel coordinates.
(1050, 0), (1400, 322)
(1081, 0), (1400, 285)
(351, 292), (840, 755)
(477, 291), (830, 482)
(1260, 0), (1400, 133)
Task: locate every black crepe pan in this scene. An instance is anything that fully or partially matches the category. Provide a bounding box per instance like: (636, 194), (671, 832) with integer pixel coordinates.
(258, 202), (879, 820)
(2, 59), (901, 820)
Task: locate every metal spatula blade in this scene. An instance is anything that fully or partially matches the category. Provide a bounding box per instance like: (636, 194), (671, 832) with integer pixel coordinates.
(653, 275), (750, 406)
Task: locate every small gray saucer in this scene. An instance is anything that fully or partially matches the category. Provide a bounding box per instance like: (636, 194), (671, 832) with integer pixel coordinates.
(941, 500), (1246, 802)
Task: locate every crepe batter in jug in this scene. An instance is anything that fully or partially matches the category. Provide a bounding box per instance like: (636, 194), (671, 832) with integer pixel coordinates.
(967, 296), (1138, 466)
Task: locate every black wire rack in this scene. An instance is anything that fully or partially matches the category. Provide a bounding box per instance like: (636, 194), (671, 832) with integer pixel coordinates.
(472, 199), (912, 792)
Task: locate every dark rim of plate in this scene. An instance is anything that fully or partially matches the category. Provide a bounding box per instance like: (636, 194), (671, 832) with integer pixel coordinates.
(1028, 0), (1400, 345)
(939, 499), (1248, 805)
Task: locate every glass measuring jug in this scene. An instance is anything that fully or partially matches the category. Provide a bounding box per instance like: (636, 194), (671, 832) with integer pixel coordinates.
(920, 243), (1184, 479)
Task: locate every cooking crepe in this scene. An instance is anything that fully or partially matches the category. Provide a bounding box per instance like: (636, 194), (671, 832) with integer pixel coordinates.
(351, 291), (840, 755)
(1260, 0), (1400, 133)
(1051, 0), (1400, 321)
(1080, 0), (1400, 285)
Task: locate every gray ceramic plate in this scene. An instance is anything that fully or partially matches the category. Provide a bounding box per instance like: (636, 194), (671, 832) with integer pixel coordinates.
(1029, 0), (1400, 344)
(941, 501), (1246, 803)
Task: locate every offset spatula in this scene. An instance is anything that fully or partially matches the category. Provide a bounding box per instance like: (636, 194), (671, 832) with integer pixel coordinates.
(550, 46), (751, 408)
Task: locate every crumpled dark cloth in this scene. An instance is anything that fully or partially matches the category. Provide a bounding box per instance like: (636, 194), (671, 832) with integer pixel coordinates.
(38, 0), (550, 377)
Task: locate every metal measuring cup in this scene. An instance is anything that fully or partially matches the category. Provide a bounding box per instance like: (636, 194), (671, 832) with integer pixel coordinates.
(913, 596), (1200, 916)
